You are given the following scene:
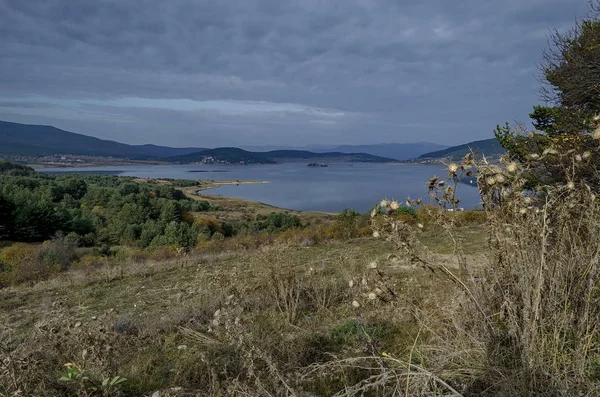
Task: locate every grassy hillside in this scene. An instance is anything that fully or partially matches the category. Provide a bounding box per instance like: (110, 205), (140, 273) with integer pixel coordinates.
(0, 223), (486, 396)
(0, 160), (493, 395)
(0, 120), (206, 158)
(417, 137), (504, 160)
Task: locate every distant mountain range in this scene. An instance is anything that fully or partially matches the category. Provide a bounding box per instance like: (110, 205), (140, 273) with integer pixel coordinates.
(0, 120), (207, 158)
(0, 119), (502, 165)
(0, 120), (397, 164)
(241, 142), (448, 160)
(416, 138), (504, 161)
(168, 148), (397, 164)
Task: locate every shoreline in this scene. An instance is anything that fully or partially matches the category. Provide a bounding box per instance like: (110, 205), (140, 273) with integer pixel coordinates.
(195, 180), (270, 191)
(29, 160), (403, 169)
(175, 181), (338, 221)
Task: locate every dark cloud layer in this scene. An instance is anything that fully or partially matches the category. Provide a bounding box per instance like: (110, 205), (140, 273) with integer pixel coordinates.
(0, 0), (589, 146)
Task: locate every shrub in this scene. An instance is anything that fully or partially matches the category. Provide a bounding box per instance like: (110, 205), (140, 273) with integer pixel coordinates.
(458, 209), (486, 225)
(0, 242), (60, 285)
(371, 147), (600, 395)
(38, 233), (79, 271)
(326, 208), (362, 240)
(193, 217), (222, 236)
(150, 246), (178, 261)
(73, 255), (107, 271)
(415, 203), (439, 226)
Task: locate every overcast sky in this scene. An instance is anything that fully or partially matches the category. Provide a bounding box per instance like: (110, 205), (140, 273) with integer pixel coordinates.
(0, 0), (589, 148)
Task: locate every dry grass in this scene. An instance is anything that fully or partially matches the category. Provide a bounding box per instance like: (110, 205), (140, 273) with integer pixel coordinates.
(354, 148), (600, 396)
(0, 233), (481, 396)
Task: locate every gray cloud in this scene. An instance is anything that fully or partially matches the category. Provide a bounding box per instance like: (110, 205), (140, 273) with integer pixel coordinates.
(0, 0), (589, 147)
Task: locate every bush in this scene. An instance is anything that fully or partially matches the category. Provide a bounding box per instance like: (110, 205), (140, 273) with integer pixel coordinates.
(458, 209), (486, 225)
(193, 217), (222, 236)
(150, 246), (178, 261)
(326, 208), (363, 240)
(371, 148), (600, 395)
(0, 242), (60, 285)
(38, 233), (79, 271)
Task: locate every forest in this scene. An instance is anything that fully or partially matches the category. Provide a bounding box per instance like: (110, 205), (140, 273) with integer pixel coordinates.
(0, 161), (311, 247)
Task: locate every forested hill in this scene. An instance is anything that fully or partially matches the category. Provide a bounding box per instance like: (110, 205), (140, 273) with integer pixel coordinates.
(167, 148), (398, 164)
(0, 120), (206, 158)
(0, 120), (397, 163)
(416, 138), (504, 161)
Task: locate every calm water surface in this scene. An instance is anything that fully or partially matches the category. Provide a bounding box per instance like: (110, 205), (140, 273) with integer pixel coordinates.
(41, 163), (480, 212)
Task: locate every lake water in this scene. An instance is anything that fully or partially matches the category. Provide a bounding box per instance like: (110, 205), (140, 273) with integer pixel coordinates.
(41, 163), (481, 212)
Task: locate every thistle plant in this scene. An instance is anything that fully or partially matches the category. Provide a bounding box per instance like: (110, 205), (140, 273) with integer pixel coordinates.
(366, 126), (600, 395)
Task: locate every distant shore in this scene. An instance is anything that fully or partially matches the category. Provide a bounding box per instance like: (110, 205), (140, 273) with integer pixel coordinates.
(194, 179), (270, 191)
(28, 159), (167, 169)
(132, 177), (269, 191)
(27, 159), (402, 169)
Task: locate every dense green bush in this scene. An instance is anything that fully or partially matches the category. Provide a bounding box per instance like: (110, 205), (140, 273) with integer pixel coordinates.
(231, 212), (303, 235)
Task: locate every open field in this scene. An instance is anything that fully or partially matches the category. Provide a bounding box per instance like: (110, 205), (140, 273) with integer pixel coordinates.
(0, 225), (487, 396)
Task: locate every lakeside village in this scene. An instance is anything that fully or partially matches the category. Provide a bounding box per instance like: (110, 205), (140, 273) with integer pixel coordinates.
(194, 155), (247, 165)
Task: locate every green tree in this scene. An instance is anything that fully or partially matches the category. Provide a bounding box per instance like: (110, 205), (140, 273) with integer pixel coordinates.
(529, 4), (600, 135)
(0, 194), (15, 239)
(498, 3), (600, 163)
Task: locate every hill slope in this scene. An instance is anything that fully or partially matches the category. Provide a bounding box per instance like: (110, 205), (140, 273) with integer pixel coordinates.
(242, 143), (448, 160)
(311, 142), (449, 160)
(168, 148), (398, 164)
(417, 138), (504, 161)
(0, 120), (206, 158)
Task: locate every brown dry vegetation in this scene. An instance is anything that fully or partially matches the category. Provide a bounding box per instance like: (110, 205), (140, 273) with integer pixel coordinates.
(0, 225), (485, 396)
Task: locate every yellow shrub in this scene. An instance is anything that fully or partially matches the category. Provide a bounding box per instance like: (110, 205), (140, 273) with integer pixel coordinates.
(415, 204), (440, 225)
(151, 246), (178, 261)
(193, 217), (222, 234)
(0, 242), (59, 285)
(459, 210), (486, 225)
(396, 214), (417, 225)
(181, 211), (196, 225)
(73, 255), (107, 269)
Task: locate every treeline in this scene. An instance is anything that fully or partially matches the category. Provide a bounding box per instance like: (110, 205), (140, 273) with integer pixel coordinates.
(0, 162), (215, 249)
(0, 161), (308, 250)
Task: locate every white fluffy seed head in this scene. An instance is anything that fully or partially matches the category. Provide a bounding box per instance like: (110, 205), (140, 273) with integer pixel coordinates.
(448, 163), (459, 173)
